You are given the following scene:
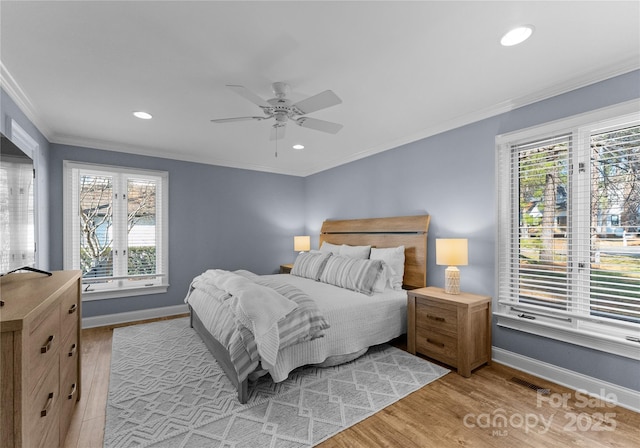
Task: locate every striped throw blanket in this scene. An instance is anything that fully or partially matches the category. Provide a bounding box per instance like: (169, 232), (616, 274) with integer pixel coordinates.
(185, 270), (329, 380)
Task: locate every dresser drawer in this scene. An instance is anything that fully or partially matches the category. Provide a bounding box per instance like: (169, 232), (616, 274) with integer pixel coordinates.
(27, 304), (61, 398)
(60, 287), (79, 342)
(60, 346), (79, 445)
(415, 298), (458, 335)
(25, 363), (60, 448)
(415, 328), (458, 366)
(60, 328), (79, 391)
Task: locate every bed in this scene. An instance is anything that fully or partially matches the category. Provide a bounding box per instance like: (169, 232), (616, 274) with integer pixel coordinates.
(185, 214), (430, 403)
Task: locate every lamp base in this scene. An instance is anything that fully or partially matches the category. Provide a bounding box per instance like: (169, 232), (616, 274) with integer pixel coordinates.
(444, 266), (461, 294)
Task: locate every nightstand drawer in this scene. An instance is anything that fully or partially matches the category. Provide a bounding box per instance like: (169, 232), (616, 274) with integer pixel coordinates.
(415, 299), (457, 335)
(415, 329), (457, 366)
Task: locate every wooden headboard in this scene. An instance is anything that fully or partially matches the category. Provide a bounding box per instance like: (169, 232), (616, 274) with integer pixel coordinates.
(319, 215), (430, 289)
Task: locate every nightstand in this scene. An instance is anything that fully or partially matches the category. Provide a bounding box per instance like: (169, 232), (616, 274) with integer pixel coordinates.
(407, 286), (491, 377)
(279, 263), (293, 274)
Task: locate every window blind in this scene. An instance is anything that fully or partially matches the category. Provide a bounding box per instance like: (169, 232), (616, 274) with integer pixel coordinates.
(588, 124), (640, 325)
(497, 116), (640, 342)
(0, 155), (35, 272)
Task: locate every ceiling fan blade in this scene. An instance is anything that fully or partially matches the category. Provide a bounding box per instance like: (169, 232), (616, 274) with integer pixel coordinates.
(292, 90), (342, 115)
(270, 125), (286, 141)
(226, 85), (270, 108)
(211, 116), (266, 123)
(295, 117), (343, 134)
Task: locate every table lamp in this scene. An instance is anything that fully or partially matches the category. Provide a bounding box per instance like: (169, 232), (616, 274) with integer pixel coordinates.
(436, 238), (468, 294)
(294, 235), (311, 253)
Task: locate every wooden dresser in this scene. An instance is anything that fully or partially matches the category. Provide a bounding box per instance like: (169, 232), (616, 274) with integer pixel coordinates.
(407, 286), (491, 377)
(1, 270), (82, 448)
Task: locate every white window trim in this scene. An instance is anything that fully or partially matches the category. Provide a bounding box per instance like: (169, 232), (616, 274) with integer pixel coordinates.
(495, 99), (640, 360)
(63, 161), (169, 300)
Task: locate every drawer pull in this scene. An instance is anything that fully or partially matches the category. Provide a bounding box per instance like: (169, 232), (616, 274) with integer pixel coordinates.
(41, 335), (55, 353)
(426, 314), (445, 322)
(68, 343), (77, 357)
(426, 338), (445, 348)
(68, 383), (77, 400)
(68, 303), (78, 314)
(41, 392), (54, 417)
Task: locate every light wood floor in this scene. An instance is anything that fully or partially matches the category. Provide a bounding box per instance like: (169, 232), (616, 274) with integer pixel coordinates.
(63, 316), (640, 448)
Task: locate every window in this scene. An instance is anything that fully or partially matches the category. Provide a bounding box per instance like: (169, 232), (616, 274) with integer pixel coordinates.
(496, 101), (640, 359)
(0, 142), (34, 273)
(63, 162), (168, 300)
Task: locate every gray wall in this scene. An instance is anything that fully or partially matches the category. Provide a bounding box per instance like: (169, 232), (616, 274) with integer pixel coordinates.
(1, 89), (51, 269)
(48, 144), (305, 318)
(305, 70), (640, 391)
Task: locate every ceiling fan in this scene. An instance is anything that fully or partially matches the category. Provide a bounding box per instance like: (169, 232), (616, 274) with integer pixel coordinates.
(211, 82), (343, 140)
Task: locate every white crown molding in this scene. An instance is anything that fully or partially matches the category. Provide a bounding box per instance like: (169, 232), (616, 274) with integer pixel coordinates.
(493, 347), (640, 413)
(0, 60), (53, 139)
(504, 56), (640, 111)
(51, 133), (307, 177)
(3, 58), (638, 177)
(303, 58), (640, 177)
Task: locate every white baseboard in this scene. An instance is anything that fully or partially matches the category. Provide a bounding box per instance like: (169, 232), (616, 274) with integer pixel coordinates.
(82, 304), (189, 329)
(492, 347), (640, 413)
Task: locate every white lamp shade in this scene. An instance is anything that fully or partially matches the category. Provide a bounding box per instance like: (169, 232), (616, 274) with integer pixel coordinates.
(436, 239), (468, 266)
(294, 235), (311, 252)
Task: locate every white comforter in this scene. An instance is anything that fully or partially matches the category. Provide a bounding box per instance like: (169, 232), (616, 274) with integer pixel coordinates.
(261, 274), (408, 382)
(190, 269), (296, 365)
(187, 271), (408, 384)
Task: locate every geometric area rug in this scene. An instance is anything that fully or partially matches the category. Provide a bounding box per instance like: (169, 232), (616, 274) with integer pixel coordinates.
(104, 317), (449, 448)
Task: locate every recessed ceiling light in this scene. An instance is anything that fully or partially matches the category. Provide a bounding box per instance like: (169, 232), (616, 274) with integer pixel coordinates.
(500, 25), (534, 47)
(292, 144), (304, 150)
(133, 111), (153, 119)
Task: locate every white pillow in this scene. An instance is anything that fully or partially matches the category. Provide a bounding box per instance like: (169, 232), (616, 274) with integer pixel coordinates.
(370, 246), (405, 290)
(319, 241), (341, 255)
(373, 262), (392, 293)
(339, 244), (371, 259)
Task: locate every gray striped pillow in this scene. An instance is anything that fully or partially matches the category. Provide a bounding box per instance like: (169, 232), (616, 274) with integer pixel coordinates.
(291, 252), (331, 280)
(319, 255), (384, 295)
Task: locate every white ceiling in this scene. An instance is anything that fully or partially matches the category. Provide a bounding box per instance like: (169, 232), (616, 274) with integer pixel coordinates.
(1, 1), (639, 176)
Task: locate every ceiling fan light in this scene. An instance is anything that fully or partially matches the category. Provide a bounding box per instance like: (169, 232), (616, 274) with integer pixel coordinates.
(133, 111), (153, 119)
(500, 25), (534, 46)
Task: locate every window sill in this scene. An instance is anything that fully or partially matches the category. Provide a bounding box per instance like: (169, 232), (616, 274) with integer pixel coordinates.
(495, 312), (640, 361)
(81, 284), (169, 301)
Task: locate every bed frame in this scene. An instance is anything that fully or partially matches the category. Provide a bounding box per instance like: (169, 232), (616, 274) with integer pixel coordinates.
(190, 214), (430, 403)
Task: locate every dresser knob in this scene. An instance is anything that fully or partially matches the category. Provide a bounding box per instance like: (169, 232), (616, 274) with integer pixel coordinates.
(68, 383), (77, 400)
(41, 392), (54, 417)
(41, 335), (55, 353)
